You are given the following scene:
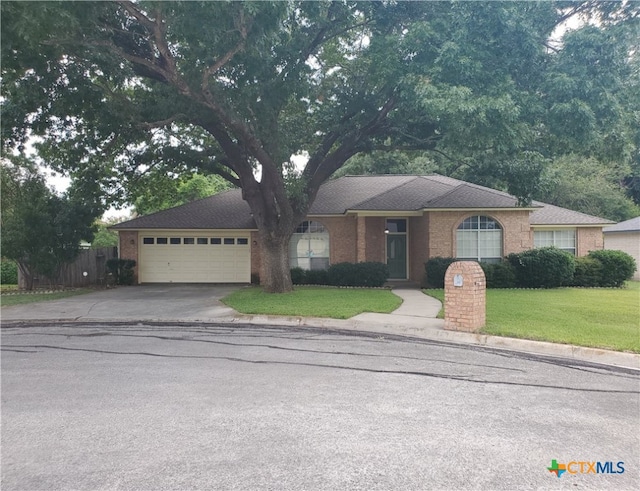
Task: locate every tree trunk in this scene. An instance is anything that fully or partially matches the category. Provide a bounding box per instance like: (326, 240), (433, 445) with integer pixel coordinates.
(259, 231), (294, 293)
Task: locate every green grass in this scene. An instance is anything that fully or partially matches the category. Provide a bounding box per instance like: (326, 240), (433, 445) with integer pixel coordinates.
(423, 282), (640, 352)
(222, 286), (403, 319)
(0, 288), (93, 307)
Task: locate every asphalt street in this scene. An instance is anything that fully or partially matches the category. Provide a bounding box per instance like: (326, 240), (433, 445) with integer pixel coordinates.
(1, 322), (639, 490)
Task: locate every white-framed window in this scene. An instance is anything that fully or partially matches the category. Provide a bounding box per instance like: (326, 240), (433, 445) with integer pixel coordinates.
(534, 229), (576, 255)
(456, 215), (503, 263)
(289, 220), (330, 270)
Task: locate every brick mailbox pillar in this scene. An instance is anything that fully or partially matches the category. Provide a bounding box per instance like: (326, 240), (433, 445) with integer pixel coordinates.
(444, 261), (486, 332)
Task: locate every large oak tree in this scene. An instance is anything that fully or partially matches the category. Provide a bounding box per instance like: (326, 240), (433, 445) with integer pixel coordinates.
(2, 1), (638, 291)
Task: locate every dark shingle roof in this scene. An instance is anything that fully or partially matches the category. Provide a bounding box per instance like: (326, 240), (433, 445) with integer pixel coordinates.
(309, 175), (525, 212)
(113, 174), (612, 229)
(603, 216), (640, 233)
(113, 189), (255, 230)
(426, 183), (521, 208)
(308, 175), (418, 213)
(530, 202), (614, 226)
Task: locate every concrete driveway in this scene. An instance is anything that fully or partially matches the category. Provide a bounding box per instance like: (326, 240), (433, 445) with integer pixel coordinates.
(0, 285), (241, 323)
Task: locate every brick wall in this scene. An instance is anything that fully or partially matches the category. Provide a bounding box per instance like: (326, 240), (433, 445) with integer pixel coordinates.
(356, 216), (366, 262)
(409, 215), (429, 284)
(364, 217), (386, 263)
(577, 227), (604, 257)
(315, 211), (533, 283)
(444, 261), (486, 332)
(118, 230), (139, 283)
(427, 210), (532, 259)
(320, 216), (358, 264)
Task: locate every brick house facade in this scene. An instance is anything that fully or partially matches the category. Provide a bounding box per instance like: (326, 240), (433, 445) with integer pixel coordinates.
(113, 175), (613, 284)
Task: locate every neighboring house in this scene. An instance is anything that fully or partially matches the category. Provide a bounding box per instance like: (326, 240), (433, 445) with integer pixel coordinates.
(603, 217), (640, 280)
(112, 175), (613, 284)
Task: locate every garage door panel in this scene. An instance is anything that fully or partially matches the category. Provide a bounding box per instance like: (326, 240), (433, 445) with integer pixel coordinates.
(139, 234), (251, 283)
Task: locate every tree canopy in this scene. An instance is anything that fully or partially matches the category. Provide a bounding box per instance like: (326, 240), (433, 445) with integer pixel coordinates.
(133, 173), (232, 215)
(2, 0), (638, 291)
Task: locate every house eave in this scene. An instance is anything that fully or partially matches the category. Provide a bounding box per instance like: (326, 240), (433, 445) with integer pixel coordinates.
(424, 207), (538, 212)
(336, 207), (539, 217)
(602, 229), (640, 234)
(344, 210), (423, 217)
(114, 227), (259, 233)
(530, 223), (610, 229)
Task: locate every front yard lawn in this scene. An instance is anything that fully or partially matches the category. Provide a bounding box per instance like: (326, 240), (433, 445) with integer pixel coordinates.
(222, 286), (402, 319)
(0, 288), (93, 307)
(424, 282), (640, 352)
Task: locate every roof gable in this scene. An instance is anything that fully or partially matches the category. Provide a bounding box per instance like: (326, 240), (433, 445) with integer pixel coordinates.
(309, 175), (417, 214)
(347, 176), (454, 211)
(426, 183), (521, 209)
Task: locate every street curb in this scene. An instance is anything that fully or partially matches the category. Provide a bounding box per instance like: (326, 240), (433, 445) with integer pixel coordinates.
(225, 314), (640, 371)
(2, 314), (638, 371)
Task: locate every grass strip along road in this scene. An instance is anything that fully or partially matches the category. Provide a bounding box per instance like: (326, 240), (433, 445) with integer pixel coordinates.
(424, 282), (639, 353)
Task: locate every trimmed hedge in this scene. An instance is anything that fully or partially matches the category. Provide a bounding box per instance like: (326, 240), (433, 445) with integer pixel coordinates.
(571, 256), (603, 287)
(1, 259), (18, 285)
(506, 247), (575, 288)
(327, 262), (389, 287)
(290, 267), (330, 286)
(480, 261), (517, 289)
(425, 258), (517, 289)
(290, 267), (306, 285)
(422, 248), (635, 290)
(587, 250), (636, 287)
(327, 262), (359, 286)
(424, 257), (457, 288)
(291, 262), (389, 287)
(305, 268), (329, 285)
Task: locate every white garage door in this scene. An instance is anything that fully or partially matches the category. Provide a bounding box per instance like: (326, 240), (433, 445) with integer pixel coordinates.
(139, 233), (251, 283)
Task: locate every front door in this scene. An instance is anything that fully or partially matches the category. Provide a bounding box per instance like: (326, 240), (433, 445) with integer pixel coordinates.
(386, 234), (407, 279)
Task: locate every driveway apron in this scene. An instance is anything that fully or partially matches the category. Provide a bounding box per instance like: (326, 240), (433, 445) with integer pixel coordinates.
(0, 285), (240, 323)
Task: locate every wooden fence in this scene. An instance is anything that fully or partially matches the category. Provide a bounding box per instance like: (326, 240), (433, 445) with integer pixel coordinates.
(18, 247), (118, 289)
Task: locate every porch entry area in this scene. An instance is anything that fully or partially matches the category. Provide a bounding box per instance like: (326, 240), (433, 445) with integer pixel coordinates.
(386, 218), (407, 280)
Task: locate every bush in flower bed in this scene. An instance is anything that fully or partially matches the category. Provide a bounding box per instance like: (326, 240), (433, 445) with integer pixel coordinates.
(480, 261), (517, 289)
(586, 250), (636, 287)
(327, 261), (389, 287)
(507, 247), (576, 289)
(423, 247), (635, 290)
(290, 261), (389, 288)
(570, 256), (604, 287)
(424, 257), (457, 288)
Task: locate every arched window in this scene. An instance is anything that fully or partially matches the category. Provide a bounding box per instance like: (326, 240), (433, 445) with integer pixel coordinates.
(456, 216), (502, 263)
(289, 221), (330, 270)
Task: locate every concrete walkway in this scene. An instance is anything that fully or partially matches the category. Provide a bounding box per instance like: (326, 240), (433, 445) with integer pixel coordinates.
(2, 285), (638, 371)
